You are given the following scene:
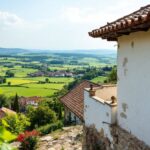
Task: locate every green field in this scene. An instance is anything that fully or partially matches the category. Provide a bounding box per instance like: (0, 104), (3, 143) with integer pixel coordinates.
(0, 77), (74, 97)
(0, 66), (38, 77)
(0, 50), (116, 97)
(91, 76), (107, 84)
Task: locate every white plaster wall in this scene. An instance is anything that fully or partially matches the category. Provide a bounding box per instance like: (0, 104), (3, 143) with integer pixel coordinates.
(84, 90), (116, 140)
(118, 29), (150, 146)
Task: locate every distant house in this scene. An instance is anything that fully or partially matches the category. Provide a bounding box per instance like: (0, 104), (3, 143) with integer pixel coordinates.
(27, 71), (44, 77)
(19, 96), (42, 112)
(28, 70), (74, 77)
(60, 80), (100, 124)
(0, 107), (16, 118)
(86, 4), (150, 150)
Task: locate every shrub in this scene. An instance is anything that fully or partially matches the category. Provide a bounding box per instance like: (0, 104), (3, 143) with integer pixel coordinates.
(1, 113), (30, 134)
(26, 106), (57, 129)
(17, 130), (39, 150)
(0, 94), (10, 107)
(0, 126), (17, 150)
(37, 121), (63, 135)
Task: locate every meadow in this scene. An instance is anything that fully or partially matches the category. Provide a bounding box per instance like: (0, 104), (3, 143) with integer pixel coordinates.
(0, 50), (116, 97)
(91, 76), (107, 84)
(0, 77), (74, 97)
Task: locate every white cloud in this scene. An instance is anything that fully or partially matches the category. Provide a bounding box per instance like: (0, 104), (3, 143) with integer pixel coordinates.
(0, 11), (51, 30)
(0, 11), (24, 28)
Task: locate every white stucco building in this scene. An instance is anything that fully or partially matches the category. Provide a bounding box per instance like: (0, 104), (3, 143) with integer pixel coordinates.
(84, 85), (117, 141)
(88, 4), (150, 148)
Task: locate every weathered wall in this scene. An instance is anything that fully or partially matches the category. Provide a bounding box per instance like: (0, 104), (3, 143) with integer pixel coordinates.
(83, 125), (150, 150)
(118, 29), (150, 146)
(84, 90), (117, 141)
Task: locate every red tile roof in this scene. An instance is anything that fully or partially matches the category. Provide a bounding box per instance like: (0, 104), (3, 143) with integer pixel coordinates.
(19, 96), (42, 106)
(0, 107), (16, 116)
(60, 80), (100, 121)
(89, 5), (150, 41)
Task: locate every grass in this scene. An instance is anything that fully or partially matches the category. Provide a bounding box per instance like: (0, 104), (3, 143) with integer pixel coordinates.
(25, 77), (74, 83)
(0, 86), (56, 97)
(6, 78), (37, 85)
(91, 76), (107, 84)
(0, 66), (38, 77)
(0, 77), (74, 97)
(0, 53), (115, 97)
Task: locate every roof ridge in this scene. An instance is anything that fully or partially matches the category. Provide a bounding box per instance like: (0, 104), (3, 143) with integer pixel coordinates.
(89, 4), (150, 40)
(60, 80), (101, 100)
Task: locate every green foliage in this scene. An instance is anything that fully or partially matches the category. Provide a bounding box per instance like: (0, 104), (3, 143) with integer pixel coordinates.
(45, 78), (49, 83)
(107, 66), (117, 83)
(26, 106), (57, 129)
(8, 82), (11, 86)
(0, 94), (10, 108)
(1, 114), (30, 134)
(0, 126), (17, 150)
(0, 77), (6, 84)
(11, 94), (19, 113)
(0, 77), (73, 97)
(5, 71), (14, 78)
(81, 67), (105, 81)
(39, 98), (63, 120)
(91, 76), (107, 84)
(0, 126), (16, 143)
(37, 121), (63, 135)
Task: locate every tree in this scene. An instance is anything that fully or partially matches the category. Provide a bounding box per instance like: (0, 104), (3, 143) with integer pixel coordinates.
(39, 98), (63, 120)
(0, 77), (6, 84)
(3, 78), (6, 83)
(26, 106), (57, 129)
(107, 66), (117, 83)
(0, 94), (10, 108)
(12, 94), (19, 112)
(45, 78), (49, 83)
(7, 82), (11, 86)
(5, 71), (14, 77)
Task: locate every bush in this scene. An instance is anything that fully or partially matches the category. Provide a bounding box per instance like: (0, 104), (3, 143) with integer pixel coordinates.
(0, 126), (17, 150)
(17, 130), (39, 150)
(1, 113), (30, 134)
(26, 106), (57, 129)
(37, 121), (63, 135)
(0, 94), (11, 108)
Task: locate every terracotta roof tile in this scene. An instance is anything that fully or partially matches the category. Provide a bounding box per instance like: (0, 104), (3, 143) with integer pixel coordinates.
(60, 80), (100, 121)
(89, 5), (150, 41)
(0, 107), (16, 115)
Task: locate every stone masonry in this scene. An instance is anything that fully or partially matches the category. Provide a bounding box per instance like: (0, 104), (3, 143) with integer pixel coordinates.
(83, 125), (150, 150)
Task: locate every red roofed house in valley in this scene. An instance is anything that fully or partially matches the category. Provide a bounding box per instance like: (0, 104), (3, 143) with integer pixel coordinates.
(0, 107), (16, 119)
(19, 96), (42, 112)
(60, 80), (100, 124)
(84, 4), (150, 150)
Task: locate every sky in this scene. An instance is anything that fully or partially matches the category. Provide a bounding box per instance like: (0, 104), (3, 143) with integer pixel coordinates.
(0, 0), (149, 50)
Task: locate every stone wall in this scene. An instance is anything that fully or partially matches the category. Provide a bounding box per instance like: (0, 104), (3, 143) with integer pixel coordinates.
(83, 125), (150, 150)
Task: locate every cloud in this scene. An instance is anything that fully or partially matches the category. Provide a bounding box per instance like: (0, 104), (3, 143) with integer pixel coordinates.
(0, 11), (24, 28)
(0, 11), (51, 30)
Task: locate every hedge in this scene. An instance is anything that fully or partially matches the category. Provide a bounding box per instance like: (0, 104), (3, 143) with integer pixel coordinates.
(37, 121), (63, 135)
